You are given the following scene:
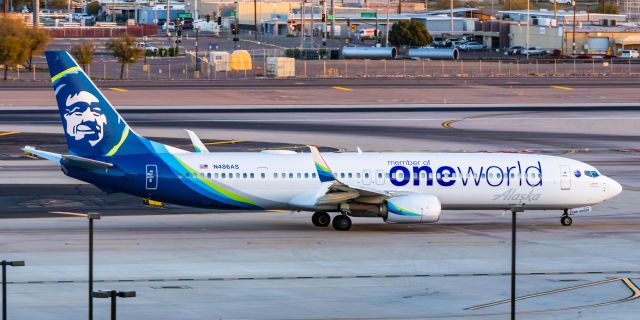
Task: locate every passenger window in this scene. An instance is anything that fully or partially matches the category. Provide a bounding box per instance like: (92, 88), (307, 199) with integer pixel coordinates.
(243, 173), (247, 179)
(261, 173), (265, 179)
(221, 173), (226, 178)
(289, 173), (293, 179)
(420, 172), (426, 178)
(178, 174), (182, 179)
(364, 172), (369, 178)
(281, 173), (286, 178)
(356, 173), (361, 178)
(305, 173), (309, 178)
(228, 173), (233, 179)
(391, 172), (396, 179)
(186, 173), (190, 178)
(510, 173), (515, 179)
(312, 173), (317, 178)
(236, 173), (240, 178)
(340, 173), (345, 178)
(273, 173), (278, 178)
(297, 173), (301, 178)
(250, 173), (255, 179)
(348, 173), (353, 178)
(207, 173), (211, 178)
(378, 172), (383, 178)
(214, 173), (219, 178)
(436, 173), (441, 179)
(488, 173), (493, 178)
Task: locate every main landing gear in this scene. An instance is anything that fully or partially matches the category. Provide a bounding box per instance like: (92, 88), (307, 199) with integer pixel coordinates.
(561, 209), (573, 226)
(311, 212), (331, 227)
(311, 212), (352, 231)
(332, 214), (352, 231)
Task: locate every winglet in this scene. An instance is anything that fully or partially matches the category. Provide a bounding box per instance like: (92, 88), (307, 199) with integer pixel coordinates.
(22, 146), (62, 163)
(185, 130), (209, 153)
(308, 146), (336, 182)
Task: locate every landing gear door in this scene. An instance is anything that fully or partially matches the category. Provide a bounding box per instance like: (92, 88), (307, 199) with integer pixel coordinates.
(560, 165), (571, 190)
(146, 164), (158, 190)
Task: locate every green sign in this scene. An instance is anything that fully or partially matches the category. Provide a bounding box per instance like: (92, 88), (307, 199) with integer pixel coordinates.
(360, 12), (377, 18)
(328, 15), (335, 20)
(230, 11), (236, 17)
(178, 13), (192, 19)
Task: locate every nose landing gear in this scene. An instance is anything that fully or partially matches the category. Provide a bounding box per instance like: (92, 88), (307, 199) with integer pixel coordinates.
(561, 209), (573, 226)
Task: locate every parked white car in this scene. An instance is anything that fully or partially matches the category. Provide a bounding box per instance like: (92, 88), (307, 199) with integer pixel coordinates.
(136, 42), (159, 53)
(620, 49), (639, 58)
(523, 47), (548, 55)
(548, 0), (572, 4)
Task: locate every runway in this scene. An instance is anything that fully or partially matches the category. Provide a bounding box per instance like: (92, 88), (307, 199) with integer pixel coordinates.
(1, 105), (639, 319)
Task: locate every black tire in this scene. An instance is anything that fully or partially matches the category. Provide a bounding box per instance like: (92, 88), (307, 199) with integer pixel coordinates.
(312, 212), (331, 227)
(561, 216), (573, 226)
(332, 215), (352, 231)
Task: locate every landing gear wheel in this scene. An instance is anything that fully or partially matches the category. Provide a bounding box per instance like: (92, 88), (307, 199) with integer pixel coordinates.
(312, 212), (331, 227)
(332, 215), (352, 231)
(561, 216), (573, 226)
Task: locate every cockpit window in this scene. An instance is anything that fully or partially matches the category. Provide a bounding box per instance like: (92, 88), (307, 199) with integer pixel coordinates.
(584, 170), (600, 178)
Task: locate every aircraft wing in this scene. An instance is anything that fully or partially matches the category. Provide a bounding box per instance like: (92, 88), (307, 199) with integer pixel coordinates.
(185, 129), (210, 153)
(308, 146), (392, 205)
(22, 146), (113, 169)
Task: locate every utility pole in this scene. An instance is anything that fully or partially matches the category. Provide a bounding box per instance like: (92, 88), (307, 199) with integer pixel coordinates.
(572, 0), (577, 55)
(166, 0), (171, 36)
(300, 0), (305, 48)
(385, 0), (390, 46)
(322, 0), (327, 47)
(450, 0), (454, 35)
(33, 0), (40, 28)
(254, 0), (257, 40)
(397, 0), (401, 14)
(330, 0), (334, 37)
(554, 0), (557, 20)
(526, 0), (530, 59)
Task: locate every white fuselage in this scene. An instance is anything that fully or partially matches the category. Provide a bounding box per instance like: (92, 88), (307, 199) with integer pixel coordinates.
(174, 152), (622, 212)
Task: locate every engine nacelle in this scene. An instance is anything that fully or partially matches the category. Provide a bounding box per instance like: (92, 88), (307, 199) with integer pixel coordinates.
(380, 194), (442, 223)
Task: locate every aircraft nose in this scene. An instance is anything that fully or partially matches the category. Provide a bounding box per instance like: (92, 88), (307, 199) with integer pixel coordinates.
(606, 177), (623, 199)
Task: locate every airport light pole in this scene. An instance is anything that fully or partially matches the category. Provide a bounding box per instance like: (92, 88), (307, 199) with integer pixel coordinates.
(2, 260), (25, 320)
(92, 290), (136, 320)
(50, 211), (100, 320)
(510, 206), (523, 320)
(87, 212), (100, 320)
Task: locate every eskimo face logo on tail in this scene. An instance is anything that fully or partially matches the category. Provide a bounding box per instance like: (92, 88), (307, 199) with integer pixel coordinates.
(63, 91), (107, 146)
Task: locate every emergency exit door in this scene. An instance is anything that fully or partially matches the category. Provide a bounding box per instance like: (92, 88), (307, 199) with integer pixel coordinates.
(560, 165), (571, 190)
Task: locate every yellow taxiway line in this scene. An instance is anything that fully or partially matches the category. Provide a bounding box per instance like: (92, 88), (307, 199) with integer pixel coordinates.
(466, 277), (640, 311)
(550, 85), (573, 91)
(109, 88), (129, 92)
(49, 211), (90, 218)
(0, 131), (18, 137)
(332, 86), (352, 91)
(203, 140), (242, 145)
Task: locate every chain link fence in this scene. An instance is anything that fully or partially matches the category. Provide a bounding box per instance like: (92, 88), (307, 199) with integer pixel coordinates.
(3, 54), (640, 81)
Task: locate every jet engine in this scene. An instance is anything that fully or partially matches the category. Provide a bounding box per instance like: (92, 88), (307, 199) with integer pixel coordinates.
(380, 194), (442, 223)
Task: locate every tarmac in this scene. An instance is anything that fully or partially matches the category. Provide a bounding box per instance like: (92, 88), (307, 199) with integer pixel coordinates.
(0, 102), (639, 319)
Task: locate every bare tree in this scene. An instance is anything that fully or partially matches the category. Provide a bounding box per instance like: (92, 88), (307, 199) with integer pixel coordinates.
(24, 27), (50, 71)
(72, 41), (95, 73)
(0, 16), (30, 80)
(106, 34), (143, 80)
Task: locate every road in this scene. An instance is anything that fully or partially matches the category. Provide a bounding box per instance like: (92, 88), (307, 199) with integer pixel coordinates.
(0, 105), (639, 319)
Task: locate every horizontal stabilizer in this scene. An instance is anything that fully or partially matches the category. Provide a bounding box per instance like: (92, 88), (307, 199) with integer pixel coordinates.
(23, 146), (113, 169)
(62, 155), (113, 169)
(22, 146), (62, 162)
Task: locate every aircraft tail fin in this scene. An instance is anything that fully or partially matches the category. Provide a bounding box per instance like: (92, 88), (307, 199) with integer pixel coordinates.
(45, 51), (143, 157)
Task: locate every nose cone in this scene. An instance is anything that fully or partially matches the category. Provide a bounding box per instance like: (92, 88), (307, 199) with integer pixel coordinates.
(606, 177), (623, 199)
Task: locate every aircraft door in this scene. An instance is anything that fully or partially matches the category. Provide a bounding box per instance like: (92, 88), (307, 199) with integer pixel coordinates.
(560, 165), (571, 190)
(146, 164), (158, 190)
(362, 170), (372, 185)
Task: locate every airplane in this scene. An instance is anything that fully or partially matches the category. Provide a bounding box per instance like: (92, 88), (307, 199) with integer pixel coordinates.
(23, 51), (623, 231)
